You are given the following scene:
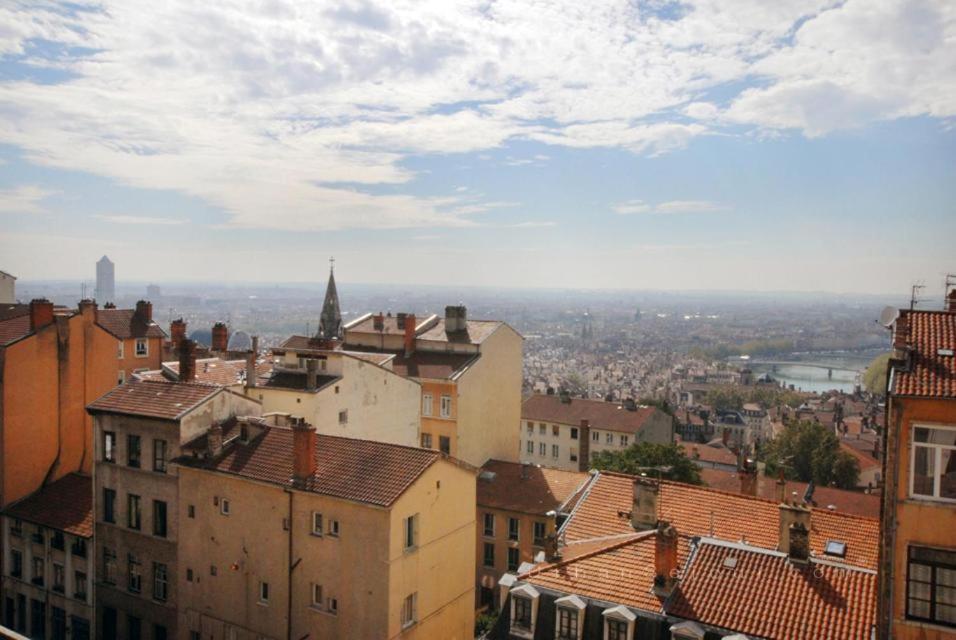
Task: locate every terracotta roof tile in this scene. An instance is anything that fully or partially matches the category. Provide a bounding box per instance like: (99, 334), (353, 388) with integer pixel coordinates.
(681, 441), (737, 467)
(4, 473), (92, 538)
(137, 358), (273, 387)
(96, 309), (166, 340)
(523, 394), (667, 435)
(668, 539), (876, 639)
(87, 379), (222, 420)
(184, 426), (443, 507)
(892, 310), (956, 398)
(0, 314), (31, 346)
(478, 461), (589, 515)
(562, 473), (878, 570)
(415, 319), (502, 345)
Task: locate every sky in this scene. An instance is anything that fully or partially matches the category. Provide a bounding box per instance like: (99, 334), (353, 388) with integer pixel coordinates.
(0, 0), (954, 295)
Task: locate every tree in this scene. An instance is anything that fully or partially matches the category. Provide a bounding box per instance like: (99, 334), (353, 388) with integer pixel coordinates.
(762, 420), (860, 488)
(590, 442), (702, 485)
(863, 353), (891, 395)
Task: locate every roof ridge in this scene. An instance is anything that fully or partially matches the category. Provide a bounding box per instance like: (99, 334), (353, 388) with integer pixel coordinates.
(520, 531), (655, 580)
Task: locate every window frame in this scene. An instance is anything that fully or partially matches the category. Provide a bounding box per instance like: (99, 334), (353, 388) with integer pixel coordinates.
(127, 494), (141, 530)
(422, 394), (433, 417)
(153, 500), (167, 538)
(401, 592), (418, 629)
(483, 513), (495, 538)
(909, 423), (956, 502)
(508, 517), (519, 542)
(127, 434), (141, 468)
(127, 554), (142, 594)
(103, 488), (116, 524)
(440, 394), (452, 418)
(312, 512), (323, 536)
(152, 563), (168, 603)
(134, 338), (148, 357)
(905, 544), (956, 627)
(403, 514), (418, 551)
(258, 581), (270, 604)
(153, 439), (167, 473)
(533, 521), (546, 547)
(483, 542), (495, 568)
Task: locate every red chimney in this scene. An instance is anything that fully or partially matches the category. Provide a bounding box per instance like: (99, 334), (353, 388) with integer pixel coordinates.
(403, 313), (417, 356)
(170, 318), (186, 349)
(135, 300), (152, 323)
(179, 339), (197, 382)
(947, 290), (956, 314)
(652, 522), (678, 597)
(29, 299), (54, 332)
(373, 313), (385, 331)
(292, 420), (317, 485)
(211, 322), (228, 352)
(893, 315), (909, 350)
(78, 299), (97, 317)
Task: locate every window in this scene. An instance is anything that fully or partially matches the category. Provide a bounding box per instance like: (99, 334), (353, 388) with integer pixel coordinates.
(440, 394), (452, 418)
(311, 584), (323, 608)
(52, 530), (65, 550)
(128, 494), (141, 529)
(103, 431), (116, 462)
(403, 514), (418, 550)
(557, 608), (579, 639)
(483, 542), (495, 567)
(538, 442), (546, 456)
(422, 394), (433, 416)
(606, 618), (629, 640)
(154, 625), (167, 640)
(210, 565), (217, 576)
(127, 434), (141, 468)
(220, 498), (231, 515)
(592, 431), (599, 442)
(103, 548), (117, 585)
(52, 606), (66, 640)
(620, 435), (629, 447)
(552, 425), (560, 436)
(526, 440), (534, 454)
(188, 505), (195, 518)
(74, 571), (87, 601)
(117, 370), (125, 385)
(11, 518), (22, 538)
(153, 439), (167, 472)
(127, 554), (142, 593)
(11, 549), (22, 578)
(53, 563), (65, 592)
(30, 599), (44, 639)
(570, 447), (578, 462)
(312, 512), (323, 536)
(153, 563), (168, 602)
(906, 545), (956, 627)
(507, 547), (520, 571)
(327, 597), (338, 614)
(32, 557), (44, 586)
(71, 538), (86, 558)
(259, 581), (270, 604)
(401, 592), (418, 628)
(533, 521), (546, 546)
(508, 517), (519, 541)
(135, 338), (147, 357)
(552, 444), (559, 459)
(127, 614), (142, 640)
(606, 433), (614, 444)
(328, 520), (340, 537)
(539, 423), (546, 435)
(71, 616), (90, 640)
(31, 526), (43, 544)
(186, 568), (193, 582)
(570, 427), (578, 440)
(911, 425), (956, 501)
(526, 421), (534, 434)
(513, 596), (532, 631)
(483, 513), (495, 537)
(439, 436), (450, 455)
(153, 500), (167, 538)
(338, 410), (348, 425)
(117, 341), (124, 359)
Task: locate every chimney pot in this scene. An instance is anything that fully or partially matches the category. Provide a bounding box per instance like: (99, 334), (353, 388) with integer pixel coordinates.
(29, 298), (55, 332)
(246, 336), (259, 388)
(631, 478), (659, 531)
(403, 313), (417, 357)
(170, 318), (187, 349)
(653, 522), (679, 597)
(778, 502), (811, 562)
(292, 421), (317, 485)
(135, 300), (152, 323)
(78, 299), (97, 316)
(444, 304), (467, 332)
(373, 313), (385, 331)
(211, 322), (229, 352)
(179, 339), (197, 382)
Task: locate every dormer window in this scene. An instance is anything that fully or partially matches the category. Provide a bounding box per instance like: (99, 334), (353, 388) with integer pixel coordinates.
(602, 605), (635, 640)
(670, 621), (706, 640)
(554, 594), (586, 640)
(509, 584), (540, 639)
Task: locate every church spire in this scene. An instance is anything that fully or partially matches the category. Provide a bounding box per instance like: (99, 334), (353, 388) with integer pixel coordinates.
(318, 257), (342, 340)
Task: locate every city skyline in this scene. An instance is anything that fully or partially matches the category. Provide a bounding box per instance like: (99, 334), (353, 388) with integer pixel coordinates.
(1, 1), (954, 293)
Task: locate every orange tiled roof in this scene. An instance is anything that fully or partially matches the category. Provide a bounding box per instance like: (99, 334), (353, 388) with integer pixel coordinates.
(668, 539), (876, 640)
(891, 310), (956, 398)
(87, 379), (222, 420)
(478, 460), (589, 515)
(96, 308), (166, 340)
(681, 441), (737, 467)
(138, 358), (274, 387)
(184, 426), (443, 507)
(415, 319), (503, 345)
(4, 473), (92, 538)
(523, 394), (666, 435)
(562, 473), (878, 570)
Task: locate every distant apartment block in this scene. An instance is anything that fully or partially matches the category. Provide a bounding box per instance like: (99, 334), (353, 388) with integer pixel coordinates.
(520, 393), (673, 472)
(0, 271), (15, 304)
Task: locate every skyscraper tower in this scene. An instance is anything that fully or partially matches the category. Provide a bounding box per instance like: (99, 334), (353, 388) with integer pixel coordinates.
(95, 255), (115, 303)
(318, 257), (342, 339)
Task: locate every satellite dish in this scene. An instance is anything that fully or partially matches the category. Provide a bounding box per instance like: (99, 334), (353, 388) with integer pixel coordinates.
(879, 306), (900, 328)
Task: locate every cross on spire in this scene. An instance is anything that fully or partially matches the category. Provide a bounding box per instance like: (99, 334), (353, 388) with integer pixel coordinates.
(329, 256), (335, 273)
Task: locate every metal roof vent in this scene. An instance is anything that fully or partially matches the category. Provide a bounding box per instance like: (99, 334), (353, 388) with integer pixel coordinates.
(722, 556), (737, 569)
(938, 348), (954, 357)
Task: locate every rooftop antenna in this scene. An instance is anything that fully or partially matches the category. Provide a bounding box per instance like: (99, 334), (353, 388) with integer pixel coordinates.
(910, 283), (925, 310)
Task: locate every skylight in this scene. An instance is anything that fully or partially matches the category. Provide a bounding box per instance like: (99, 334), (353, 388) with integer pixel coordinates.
(824, 540), (847, 558)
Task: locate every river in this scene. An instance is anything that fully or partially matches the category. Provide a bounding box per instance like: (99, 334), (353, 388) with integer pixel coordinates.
(730, 349), (885, 394)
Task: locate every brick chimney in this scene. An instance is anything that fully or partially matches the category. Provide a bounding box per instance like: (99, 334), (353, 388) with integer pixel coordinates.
(444, 304), (467, 332)
(652, 522), (679, 597)
(135, 300), (152, 323)
(170, 318), (187, 349)
(373, 313), (385, 331)
(211, 322), (228, 352)
(179, 339), (197, 382)
(78, 299), (97, 317)
(578, 419), (590, 472)
(738, 451), (757, 497)
(403, 313), (417, 357)
(947, 289), (956, 314)
(631, 477), (659, 531)
(292, 420), (317, 486)
(207, 423), (223, 458)
(778, 502), (811, 563)
(246, 336), (258, 389)
(306, 358), (318, 391)
(29, 299), (54, 332)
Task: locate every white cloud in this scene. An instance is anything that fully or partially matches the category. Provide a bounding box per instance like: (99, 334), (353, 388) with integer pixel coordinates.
(613, 199), (729, 215)
(0, 185), (56, 214)
(0, 0), (951, 231)
(507, 221), (556, 228)
(94, 214), (188, 225)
